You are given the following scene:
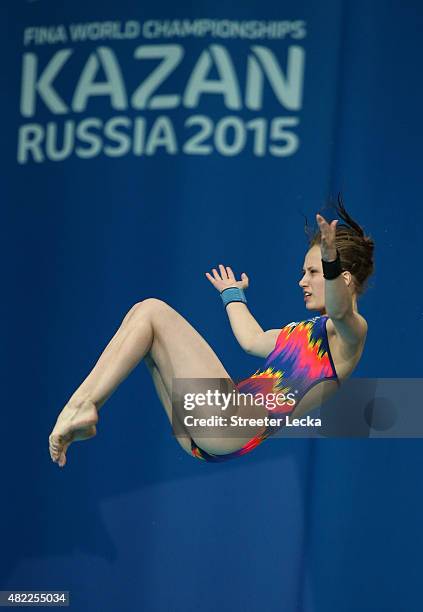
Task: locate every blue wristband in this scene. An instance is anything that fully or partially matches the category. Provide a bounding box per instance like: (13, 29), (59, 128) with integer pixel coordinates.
(220, 287), (247, 308)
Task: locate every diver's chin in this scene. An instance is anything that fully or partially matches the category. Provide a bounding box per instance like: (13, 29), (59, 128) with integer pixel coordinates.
(304, 299), (323, 313)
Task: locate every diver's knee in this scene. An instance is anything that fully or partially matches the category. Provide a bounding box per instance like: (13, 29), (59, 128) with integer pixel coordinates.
(131, 298), (174, 322)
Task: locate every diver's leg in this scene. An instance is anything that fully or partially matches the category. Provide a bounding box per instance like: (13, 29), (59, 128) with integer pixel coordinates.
(49, 298), (266, 466)
(49, 301), (158, 466)
(144, 354), (193, 456)
(127, 300), (268, 455)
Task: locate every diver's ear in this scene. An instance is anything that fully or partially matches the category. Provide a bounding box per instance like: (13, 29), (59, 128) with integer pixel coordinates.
(342, 270), (353, 287)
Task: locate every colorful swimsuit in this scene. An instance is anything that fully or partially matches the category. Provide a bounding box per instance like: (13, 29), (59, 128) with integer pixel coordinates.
(190, 315), (339, 462)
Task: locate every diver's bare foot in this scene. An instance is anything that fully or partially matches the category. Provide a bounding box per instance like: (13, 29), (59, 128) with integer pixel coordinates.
(49, 399), (98, 467)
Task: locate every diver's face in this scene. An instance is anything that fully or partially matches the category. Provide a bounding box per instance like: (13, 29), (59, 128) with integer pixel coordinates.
(298, 245), (326, 313)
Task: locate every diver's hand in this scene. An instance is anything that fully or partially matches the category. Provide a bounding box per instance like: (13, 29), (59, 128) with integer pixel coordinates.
(316, 213), (338, 261)
(205, 264), (249, 293)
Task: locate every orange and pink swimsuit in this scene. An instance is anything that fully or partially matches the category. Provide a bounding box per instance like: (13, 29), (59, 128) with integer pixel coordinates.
(190, 315), (339, 462)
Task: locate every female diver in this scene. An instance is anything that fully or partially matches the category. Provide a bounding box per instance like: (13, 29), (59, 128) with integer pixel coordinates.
(49, 195), (374, 467)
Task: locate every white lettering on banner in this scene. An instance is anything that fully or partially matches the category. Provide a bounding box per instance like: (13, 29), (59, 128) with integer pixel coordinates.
(46, 121), (75, 161)
(131, 45), (184, 110)
(141, 20), (307, 40)
(72, 47), (127, 112)
(18, 124), (44, 163)
(24, 26), (68, 46)
(69, 21), (140, 42)
(20, 49), (73, 117)
(75, 118), (103, 158)
(183, 45), (241, 110)
(22, 21), (306, 46)
(103, 117), (132, 157)
(17, 115), (299, 164)
(20, 44), (304, 116)
(23, 22), (140, 46)
(17, 25), (307, 163)
(145, 117), (178, 155)
(247, 45), (304, 110)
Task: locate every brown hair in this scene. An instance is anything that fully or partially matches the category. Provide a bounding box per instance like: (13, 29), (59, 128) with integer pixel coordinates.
(305, 193), (375, 296)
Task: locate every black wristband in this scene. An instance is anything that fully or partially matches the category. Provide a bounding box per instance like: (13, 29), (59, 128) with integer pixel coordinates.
(322, 250), (343, 280)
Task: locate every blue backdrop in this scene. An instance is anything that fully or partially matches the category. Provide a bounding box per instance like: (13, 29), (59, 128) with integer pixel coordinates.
(3, 0), (423, 611)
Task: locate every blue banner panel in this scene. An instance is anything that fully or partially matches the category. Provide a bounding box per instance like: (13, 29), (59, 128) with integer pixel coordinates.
(3, 1), (423, 612)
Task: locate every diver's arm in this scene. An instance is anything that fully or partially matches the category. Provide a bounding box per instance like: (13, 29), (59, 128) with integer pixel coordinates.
(205, 264), (280, 357)
(324, 276), (368, 346)
(316, 213), (368, 347)
(324, 273), (354, 319)
(225, 302), (281, 357)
